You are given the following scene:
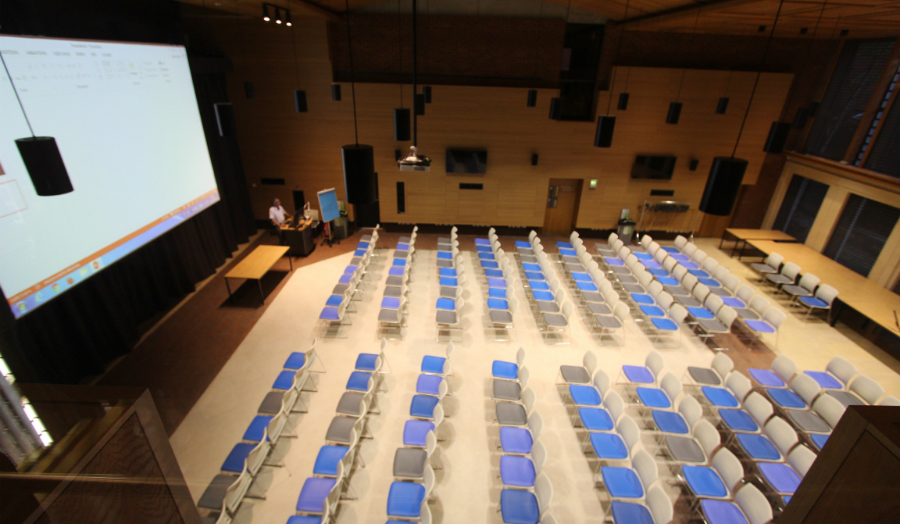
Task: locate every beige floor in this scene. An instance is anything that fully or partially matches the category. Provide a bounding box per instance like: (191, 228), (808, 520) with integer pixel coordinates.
(170, 236), (900, 524)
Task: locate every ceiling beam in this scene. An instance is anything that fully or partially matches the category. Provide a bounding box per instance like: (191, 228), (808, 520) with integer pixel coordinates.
(615, 0), (768, 28)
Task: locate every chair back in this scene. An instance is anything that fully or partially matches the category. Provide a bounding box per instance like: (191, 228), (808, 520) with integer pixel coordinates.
(646, 350), (665, 379)
(681, 273), (698, 294)
(717, 305), (738, 329)
(425, 428), (438, 458)
(815, 284), (839, 306)
(694, 419), (721, 458)
(748, 295), (770, 316)
(678, 394), (703, 427)
(561, 301), (575, 320)
(593, 369), (610, 395)
(246, 430), (271, 477)
(712, 447), (744, 493)
(711, 353), (734, 381)
(613, 302), (630, 322)
(267, 410), (289, 443)
(668, 303), (688, 325)
(674, 235), (688, 250)
(683, 242), (697, 257)
(702, 257), (719, 273)
(583, 351), (598, 377)
(705, 294), (724, 315)
(632, 449), (659, 489)
(826, 356), (856, 386)
(726, 372), (752, 403)
(516, 347), (527, 366)
(656, 291), (674, 311)
(532, 439), (548, 473)
(638, 271), (654, 288)
(529, 230), (537, 242)
(653, 248), (667, 265)
(518, 366), (531, 387)
(692, 249), (708, 265)
(791, 373), (823, 406)
(423, 463), (436, 498)
(663, 256), (678, 273)
(609, 232), (619, 244)
(528, 411), (544, 440)
(881, 396), (900, 406)
(223, 465), (252, 516)
(798, 273), (820, 292)
(789, 445), (817, 477)
(735, 284), (754, 304)
(534, 473), (554, 515)
(647, 281), (664, 298)
(605, 390), (625, 422)
(812, 393), (846, 428)
(765, 417), (798, 456)
(744, 392), (774, 427)
(849, 375), (885, 404)
(763, 307), (786, 329)
(693, 282), (711, 303)
(672, 264), (687, 281)
(432, 403), (445, 430)
(722, 274), (741, 293)
(521, 387), (537, 414)
(765, 252), (784, 269)
(618, 414), (641, 452)
(603, 288), (619, 305)
(640, 234), (652, 248)
(735, 483), (773, 524)
(646, 485), (674, 524)
(660, 372), (683, 404)
(712, 265), (730, 282)
(780, 262), (801, 282)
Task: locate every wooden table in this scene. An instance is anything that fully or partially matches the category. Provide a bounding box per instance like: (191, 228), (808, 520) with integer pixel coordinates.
(224, 245), (291, 305)
(720, 228), (796, 258)
(747, 239), (900, 334)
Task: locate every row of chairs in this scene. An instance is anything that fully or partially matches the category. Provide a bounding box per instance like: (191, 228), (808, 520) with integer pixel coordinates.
(319, 232), (380, 337)
(750, 252), (840, 322)
(472, 232), (520, 341)
(490, 348), (557, 524)
(291, 344), (389, 523)
(200, 343), (323, 524)
(436, 228), (466, 342)
(384, 342), (454, 522)
(378, 228), (417, 339)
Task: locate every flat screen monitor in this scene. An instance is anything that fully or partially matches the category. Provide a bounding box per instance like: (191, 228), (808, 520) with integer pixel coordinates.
(317, 188), (340, 222)
(631, 155), (677, 180)
(0, 36), (220, 319)
(446, 149), (487, 174)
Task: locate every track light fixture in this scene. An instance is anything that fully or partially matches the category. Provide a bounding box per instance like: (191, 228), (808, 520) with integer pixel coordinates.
(275, 7), (283, 24)
(261, 3), (290, 26)
(263, 3), (270, 21)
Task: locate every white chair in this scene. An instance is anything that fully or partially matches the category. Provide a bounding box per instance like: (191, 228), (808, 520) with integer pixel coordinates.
(750, 252), (784, 279)
(796, 284), (839, 322)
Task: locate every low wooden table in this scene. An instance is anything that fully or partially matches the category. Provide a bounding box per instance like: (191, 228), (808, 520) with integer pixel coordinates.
(747, 239), (900, 333)
(224, 245), (292, 305)
(719, 228), (796, 258)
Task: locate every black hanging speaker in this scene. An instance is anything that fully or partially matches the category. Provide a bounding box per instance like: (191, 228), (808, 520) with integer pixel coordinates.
(16, 137), (73, 196)
(342, 144), (377, 205)
(549, 97), (561, 120)
(666, 102), (682, 124)
(617, 92), (629, 110)
(423, 85), (432, 103)
(594, 115), (616, 148)
(764, 122), (791, 153)
(716, 97), (729, 114)
(527, 89), (537, 107)
(792, 107), (809, 129)
(394, 108), (411, 141)
(331, 84), (342, 101)
(699, 157), (748, 216)
(689, 159), (699, 171)
(531, 154), (539, 166)
(214, 103), (236, 137)
(294, 90), (308, 112)
(414, 94), (425, 116)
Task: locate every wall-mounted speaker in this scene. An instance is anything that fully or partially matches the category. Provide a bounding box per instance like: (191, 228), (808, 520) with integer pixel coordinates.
(16, 137), (73, 196)
(396, 181), (406, 214)
(793, 107), (810, 129)
(549, 97), (561, 120)
(414, 94), (425, 116)
(689, 159), (699, 171)
(764, 122), (791, 153)
(244, 81), (255, 99)
(527, 89), (537, 107)
(666, 102), (682, 124)
(342, 144), (377, 205)
(423, 86), (432, 103)
(294, 90), (308, 112)
(331, 84), (342, 101)
(394, 108), (411, 141)
(594, 115), (616, 148)
(531, 153), (539, 166)
(395, 149), (402, 161)
(716, 97), (729, 114)
(214, 103), (236, 137)
(699, 157), (748, 216)
(617, 92), (629, 110)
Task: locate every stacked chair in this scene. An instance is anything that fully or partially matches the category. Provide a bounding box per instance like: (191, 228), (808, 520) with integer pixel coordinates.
(319, 232), (379, 337)
(378, 228), (417, 339)
(291, 344), (388, 524)
(491, 348), (557, 524)
(198, 342), (323, 524)
(384, 345), (451, 523)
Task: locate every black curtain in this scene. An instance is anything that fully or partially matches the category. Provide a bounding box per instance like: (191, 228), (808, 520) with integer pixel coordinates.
(0, 0), (256, 384)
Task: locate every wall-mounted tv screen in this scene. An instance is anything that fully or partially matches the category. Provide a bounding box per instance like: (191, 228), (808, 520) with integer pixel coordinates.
(446, 149), (487, 174)
(631, 155), (677, 180)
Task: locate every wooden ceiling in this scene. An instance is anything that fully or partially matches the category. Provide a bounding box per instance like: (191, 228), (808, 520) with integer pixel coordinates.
(179, 0), (900, 38)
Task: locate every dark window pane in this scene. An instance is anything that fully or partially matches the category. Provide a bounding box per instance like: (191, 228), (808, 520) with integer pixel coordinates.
(805, 40), (895, 161)
(773, 175), (830, 243)
(864, 83), (900, 179)
(823, 194), (900, 277)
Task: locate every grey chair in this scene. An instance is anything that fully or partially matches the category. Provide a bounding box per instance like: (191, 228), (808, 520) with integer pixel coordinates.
(750, 252), (784, 279)
(495, 386), (536, 426)
(557, 350), (598, 385)
(765, 261), (801, 290)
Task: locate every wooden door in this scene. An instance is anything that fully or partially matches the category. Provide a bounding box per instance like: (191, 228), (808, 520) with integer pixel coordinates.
(543, 178), (583, 235)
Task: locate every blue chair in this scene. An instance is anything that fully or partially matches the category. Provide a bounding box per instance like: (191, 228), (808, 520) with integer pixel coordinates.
(500, 411), (542, 455)
(699, 483), (773, 524)
(475, 238), (492, 246)
(439, 267), (457, 278)
(295, 477), (338, 516)
(500, 440), (546, 489)
(608, 485), (673, 524)
(386, 478), (429, 520)
(499, 473), (552, 524)
(620, 351), (665, 386)
(421, 342), (454, 376)
(634, 372), (682, 411)
(403, 420), (436, 447)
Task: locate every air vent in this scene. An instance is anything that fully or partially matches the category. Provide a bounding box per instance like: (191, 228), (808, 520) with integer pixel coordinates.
(650, 189), (674, 197)
(460, 183), (483, 190)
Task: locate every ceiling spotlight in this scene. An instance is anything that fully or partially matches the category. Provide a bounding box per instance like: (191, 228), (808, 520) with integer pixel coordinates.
(758, 25), (766, 32)
(275, 8), (283, 24)
(263, 3), (270, 22)
(285, 10), (292, 27)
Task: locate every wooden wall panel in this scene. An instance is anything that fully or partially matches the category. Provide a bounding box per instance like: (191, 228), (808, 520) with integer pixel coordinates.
(205, 16), (792, 232)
